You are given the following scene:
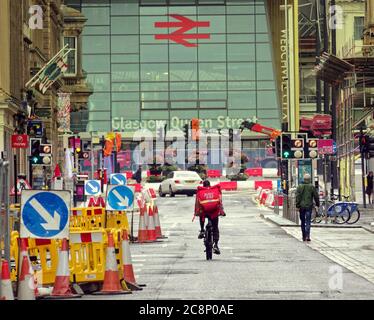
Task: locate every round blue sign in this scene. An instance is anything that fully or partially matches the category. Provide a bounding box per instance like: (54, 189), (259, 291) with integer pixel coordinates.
(108, 185), (134, 210)
(22, 192), (69, 238)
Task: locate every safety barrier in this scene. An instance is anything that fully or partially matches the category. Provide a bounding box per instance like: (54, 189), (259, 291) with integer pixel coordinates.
(207, 169), (222, 178)
(70, 207), (106, 231)
(69, 230), (106, 283)
(106, 211), (130, 232)
(245, 168), (263, 177)
(219, 181), (238, 191)
(254, 180), (273, 190)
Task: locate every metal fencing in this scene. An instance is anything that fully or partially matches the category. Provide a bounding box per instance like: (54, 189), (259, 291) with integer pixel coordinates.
(0, 159), (10, 261)
(282, 188), (300, 224)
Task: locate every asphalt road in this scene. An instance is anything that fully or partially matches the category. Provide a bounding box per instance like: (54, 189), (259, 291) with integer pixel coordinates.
(85, 191), (374, 300)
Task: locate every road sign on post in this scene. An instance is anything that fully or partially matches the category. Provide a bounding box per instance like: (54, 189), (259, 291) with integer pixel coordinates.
(84, 180), (101, 196)
(106, 185), (135, 211)
(110, 173), (127, 185)
(317, 139), (334, 155)
(11, 134), (29, 148)
(20, 190), (70, 239)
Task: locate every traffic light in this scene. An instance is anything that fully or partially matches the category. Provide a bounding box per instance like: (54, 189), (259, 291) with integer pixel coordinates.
(291, 137), (304, 159)
(191, 118), (200, 141)
(30, 138), (41, 164)
(281, 133), (292, 159)
(367, 135), (374, 158)
(306, 138), (319, 159)
(30, 142), (52, 166)
(272, 136), (281, 157)
(183, 123), (189, 142)
(38, 144), (52, 166)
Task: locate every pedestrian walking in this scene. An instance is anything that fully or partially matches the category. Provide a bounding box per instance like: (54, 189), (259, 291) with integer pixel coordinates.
(296, 173), (320, 242)
(366, 171), (373, 205)
(133, 165), (142, 184)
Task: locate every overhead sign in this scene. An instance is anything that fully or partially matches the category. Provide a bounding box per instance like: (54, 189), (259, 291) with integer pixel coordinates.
(155, 14), (210, 47)
(21, 190), (70, 239)
(10, 178), (32, 196)
(84, 180), (101, 196)
(110, 173), (127, 185)
(317, 139), (334, 155)
(106, 185), (135, 211)
(11, 134), (29, 149)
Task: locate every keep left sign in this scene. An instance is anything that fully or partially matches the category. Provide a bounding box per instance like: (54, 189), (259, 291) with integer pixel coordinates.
(21, 190), (70, 239)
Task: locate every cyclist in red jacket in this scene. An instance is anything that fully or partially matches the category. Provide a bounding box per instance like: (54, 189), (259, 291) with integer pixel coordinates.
(195, 180), (225, 254)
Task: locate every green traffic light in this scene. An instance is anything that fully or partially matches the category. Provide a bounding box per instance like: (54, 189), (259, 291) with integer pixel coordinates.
(32, 156), (39, 164)
(283, 151), (290, 158)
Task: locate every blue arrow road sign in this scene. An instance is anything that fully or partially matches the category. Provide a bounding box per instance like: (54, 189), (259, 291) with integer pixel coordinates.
(21, 191), (70, 239)
(110, 173), (127, 185)
(106, 185), (134, 211)
(85, 180), (101, 196)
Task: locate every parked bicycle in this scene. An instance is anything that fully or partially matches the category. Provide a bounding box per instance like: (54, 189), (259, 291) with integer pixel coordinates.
(312, 194), (360, 224)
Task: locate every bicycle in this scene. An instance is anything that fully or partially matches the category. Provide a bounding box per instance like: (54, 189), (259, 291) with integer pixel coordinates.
(312, 194), (360, 224)
(204, 217), (213, 260)
(312, 196), (350, 224)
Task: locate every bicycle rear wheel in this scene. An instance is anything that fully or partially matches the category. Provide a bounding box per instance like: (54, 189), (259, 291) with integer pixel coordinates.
(205, 225), (213, 260)
(346, 209), (360, 224)
(333, 208), (351, 224)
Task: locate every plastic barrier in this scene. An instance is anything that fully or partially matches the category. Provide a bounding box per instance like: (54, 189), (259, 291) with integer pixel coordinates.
(265, 192), (275, 207)
(255, 187), (263, 200)
(69, 230), (106, 283)
(219, 181), (237, 191)
(128, 183), (142, 192)
(254, 180), (273, 190)
(124, 171), (133, 179)
(245, 168), (263, 177)
(259, 190), (270, 205)
(207, 169), (221, 178)
(106, 211), (130, 232)
(274, 194), (284, 206)
(70, 207), (106, 231)
(27, 238), (60, 285)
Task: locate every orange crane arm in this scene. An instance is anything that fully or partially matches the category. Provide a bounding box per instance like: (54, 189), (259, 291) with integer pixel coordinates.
(239, 120), (282, 141)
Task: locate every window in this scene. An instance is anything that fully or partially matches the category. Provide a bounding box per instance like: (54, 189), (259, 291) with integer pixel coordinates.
(64, 37), (77, 75)
(354, 17), (364, 41)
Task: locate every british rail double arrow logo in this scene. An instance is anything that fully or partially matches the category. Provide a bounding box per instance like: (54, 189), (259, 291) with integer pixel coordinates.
(155, 14), (211, 47)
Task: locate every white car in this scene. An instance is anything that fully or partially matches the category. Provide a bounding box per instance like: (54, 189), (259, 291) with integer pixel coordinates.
(159, 171), (203, 197)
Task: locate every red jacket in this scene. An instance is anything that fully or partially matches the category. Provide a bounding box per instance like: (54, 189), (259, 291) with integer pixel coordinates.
(195, 185), (222, 220)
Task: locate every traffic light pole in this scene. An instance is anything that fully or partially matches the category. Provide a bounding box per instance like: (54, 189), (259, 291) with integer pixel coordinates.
(361, 151), (367, 208)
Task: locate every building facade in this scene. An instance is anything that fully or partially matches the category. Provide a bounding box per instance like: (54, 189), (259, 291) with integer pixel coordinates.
(66, 0), (281, 136)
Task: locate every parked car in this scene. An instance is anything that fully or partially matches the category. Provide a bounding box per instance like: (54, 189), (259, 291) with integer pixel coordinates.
(159, 171), (203, 197)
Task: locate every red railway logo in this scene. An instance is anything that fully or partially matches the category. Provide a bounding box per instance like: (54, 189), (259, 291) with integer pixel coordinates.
(155, 14), (210, 47)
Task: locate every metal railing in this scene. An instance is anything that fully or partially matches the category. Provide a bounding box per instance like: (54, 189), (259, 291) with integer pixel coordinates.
(282, 188), (299, 224)
(0, 159), (11, 261)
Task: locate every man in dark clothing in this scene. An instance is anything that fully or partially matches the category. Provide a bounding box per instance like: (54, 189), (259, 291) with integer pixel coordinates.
(296, 173), (320, 242)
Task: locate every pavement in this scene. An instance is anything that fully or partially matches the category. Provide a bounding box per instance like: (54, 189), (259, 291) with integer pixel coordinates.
(83, 190), (374, 300)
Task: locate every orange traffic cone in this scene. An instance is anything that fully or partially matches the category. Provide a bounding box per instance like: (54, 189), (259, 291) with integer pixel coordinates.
(137, 199), (148, 243)
(1, 259), (14, 300)
(95, 232), (131, 295)
(153, 203), (166, 239)
(17, 256), (35, 300)
(121, 230), (142, 291)
(18, 238), (40, 298)
(147, 205), (157, 242)
(48, 239), (81, 299)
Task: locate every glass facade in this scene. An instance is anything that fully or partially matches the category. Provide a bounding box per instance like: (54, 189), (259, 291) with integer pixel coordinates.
(67, 0), (280, 133)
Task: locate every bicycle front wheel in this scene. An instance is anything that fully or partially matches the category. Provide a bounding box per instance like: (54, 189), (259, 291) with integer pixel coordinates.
(312, 207), (323, 223)
(333, 209), (351, 224)
(346, 209), (360, 225)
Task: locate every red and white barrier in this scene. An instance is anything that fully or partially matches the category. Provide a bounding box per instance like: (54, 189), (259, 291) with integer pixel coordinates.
(70, 232), (103, 244)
